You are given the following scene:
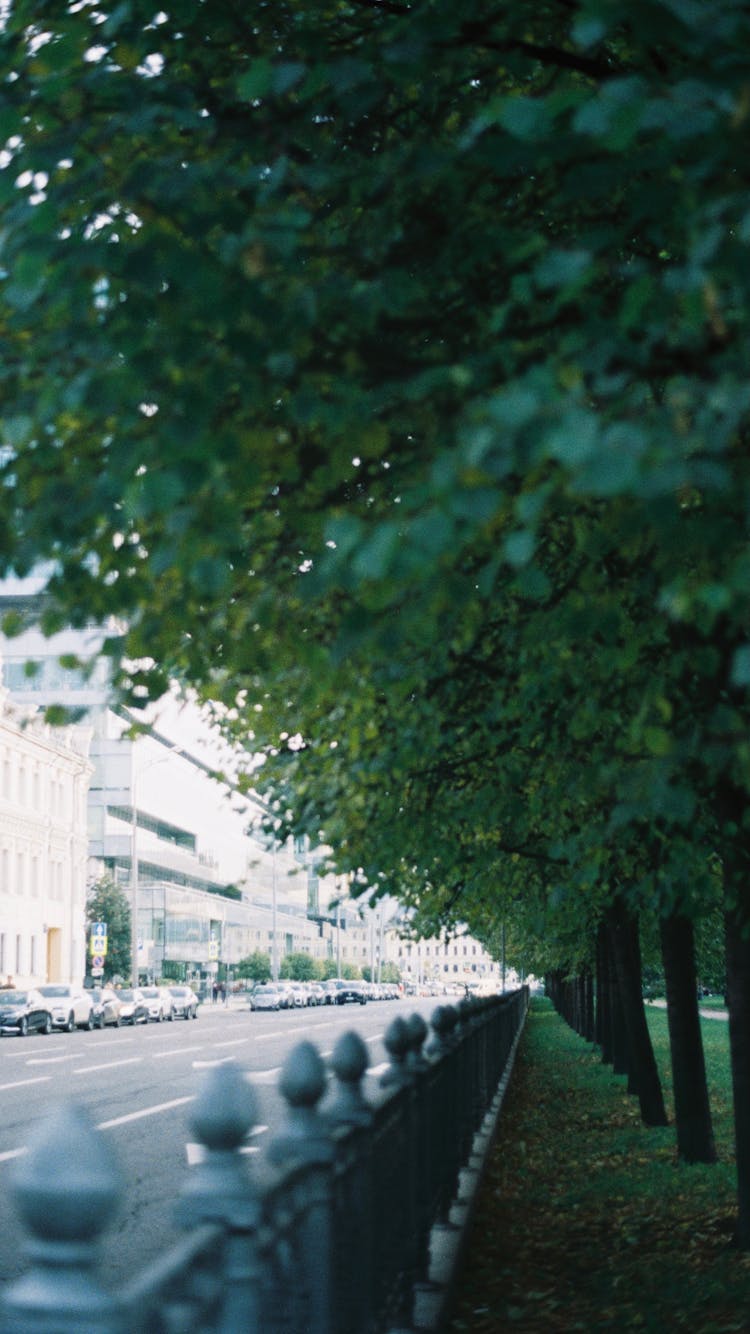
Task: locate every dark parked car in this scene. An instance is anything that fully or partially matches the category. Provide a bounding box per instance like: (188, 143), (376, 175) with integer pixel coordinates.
(89, 987), (122, 1028)
(0, 989), (52, 1037)
(327, 979), (368, 1006)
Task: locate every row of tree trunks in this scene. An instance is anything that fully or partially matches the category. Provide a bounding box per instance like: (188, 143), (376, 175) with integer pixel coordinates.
(547, 897), (716, 1165)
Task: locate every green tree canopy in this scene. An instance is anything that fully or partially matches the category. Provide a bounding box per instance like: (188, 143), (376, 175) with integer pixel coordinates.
(2, 0), (750, 1231)
(235, 951), (272, 984)
(278, 951), (318, 981)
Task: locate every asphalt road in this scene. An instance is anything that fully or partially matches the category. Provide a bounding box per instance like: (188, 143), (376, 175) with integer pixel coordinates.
(0, 996), (439, 1293)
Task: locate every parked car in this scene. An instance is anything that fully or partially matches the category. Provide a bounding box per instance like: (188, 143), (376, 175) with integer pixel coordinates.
(306, 983), (326, 1006)
(250, 984), (284, 1011)
(140, 986), (174, 1022)
(89, 987), (122, 1028)
(327, 979), (368, 1006)
(0, 989), (53, 1037)
(114, 988), (149, 1025)
(38, 984), (95, 1031)
(288, 985), (308, 1009)
(167, 985), (199, 1019)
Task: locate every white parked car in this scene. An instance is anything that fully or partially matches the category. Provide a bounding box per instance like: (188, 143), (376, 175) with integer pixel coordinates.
(140, 985), (174, 1022)
(38, 984), (95, 1032)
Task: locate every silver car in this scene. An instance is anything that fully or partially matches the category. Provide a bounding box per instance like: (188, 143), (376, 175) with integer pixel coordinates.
(251, 985), (283, 1011)
(140, 986), (174, 1022)
(167, 985), (199, 1019)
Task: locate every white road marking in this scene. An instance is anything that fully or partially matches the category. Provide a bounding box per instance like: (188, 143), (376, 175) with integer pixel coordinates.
(185, 1124), (268, 1166)
(25, 1056), (74, 1066)
(73, 1058), (143, 1075)
(366, 1062), (391, 1078)
(0, 1147), (27, 1164)
(0, 1043), (59, 1058)
(248, 1067), (282, 1083)
(149, 1046), (204, 1058)
(97, 1096), (194, 1130)
(192, 1056), (236, 1069)
(0, 1075), (51, 1093)
(213, 1038), (250, 1049)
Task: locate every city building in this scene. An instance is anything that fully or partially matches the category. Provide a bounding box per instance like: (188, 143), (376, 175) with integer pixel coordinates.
(0, 577), (366, 983)
(0, 678), (92, 987)
(388, 923), (504, 992)
(0, 578), (501, 989)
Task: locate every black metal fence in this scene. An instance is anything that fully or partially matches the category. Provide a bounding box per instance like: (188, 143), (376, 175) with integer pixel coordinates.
(0, 989), (528, 1333)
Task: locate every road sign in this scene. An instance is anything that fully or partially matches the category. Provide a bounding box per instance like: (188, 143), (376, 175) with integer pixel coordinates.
(92, 955), (104, 970)
(90, 922), (108, 956)
(91, 966), (104, 977)
(208, 939), (219, 960)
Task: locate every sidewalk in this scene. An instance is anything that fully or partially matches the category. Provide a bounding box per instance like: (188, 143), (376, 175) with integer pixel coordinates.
(647, 997), (728, 1020)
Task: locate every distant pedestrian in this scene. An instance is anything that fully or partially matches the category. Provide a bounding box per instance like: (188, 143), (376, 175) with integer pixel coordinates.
(219, 982), (227, 1006)
(212, 981), (218, 1003)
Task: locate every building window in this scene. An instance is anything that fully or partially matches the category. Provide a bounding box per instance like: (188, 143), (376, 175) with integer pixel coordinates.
(15, 934), (22, 974)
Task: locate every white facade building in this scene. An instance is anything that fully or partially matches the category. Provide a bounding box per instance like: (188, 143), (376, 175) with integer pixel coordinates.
(387, 923), (503, 991)
(0, 682), (92, 987)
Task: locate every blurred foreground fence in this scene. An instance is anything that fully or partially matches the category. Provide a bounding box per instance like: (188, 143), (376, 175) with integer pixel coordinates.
(1, 988), (528, 1334)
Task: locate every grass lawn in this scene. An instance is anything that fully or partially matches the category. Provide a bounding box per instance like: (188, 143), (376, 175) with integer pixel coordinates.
(445, 997), (750, 1332)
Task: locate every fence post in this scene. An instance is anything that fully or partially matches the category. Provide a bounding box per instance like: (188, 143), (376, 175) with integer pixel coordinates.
(1, 1103), (125, 1334)
(269, 1040), (335, 1334)
(327, 1030), (374, 1333)
(177, 1060), (261, 1334)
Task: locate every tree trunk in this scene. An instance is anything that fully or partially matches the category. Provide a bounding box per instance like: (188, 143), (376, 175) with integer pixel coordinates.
(596, 924), (612, 1062)
(583, 967), (596, 1043)
(607, 897), (668, 1127)
(725, 894), (750, 1247)
(659, 911), (716, 1163)
(716, 776), (750, 1249)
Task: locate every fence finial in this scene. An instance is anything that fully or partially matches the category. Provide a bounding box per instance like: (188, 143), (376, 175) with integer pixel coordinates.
(406, 1011), (429, 1070)
(382, 1014), (412, 1086)
(270, 1040), (332, 1165)
(328, 1029), (372, 1127)
(179, 1060), (258, 1228)
(2, 1102), (124, 1333)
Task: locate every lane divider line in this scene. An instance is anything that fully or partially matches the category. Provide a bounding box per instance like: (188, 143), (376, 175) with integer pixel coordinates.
(0, 1076), (52, 1093)
(97, 1096), (194, 1130)
(73, 1058), (143, 1076)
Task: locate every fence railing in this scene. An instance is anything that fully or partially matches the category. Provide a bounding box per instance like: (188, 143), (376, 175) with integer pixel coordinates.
(0, 988), (528, 1334)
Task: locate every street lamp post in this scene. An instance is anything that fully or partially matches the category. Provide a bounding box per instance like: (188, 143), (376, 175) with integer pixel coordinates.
(271, 841), (278, 982)
(130, 790), (139, 986)
(130, 744), (179, 986)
